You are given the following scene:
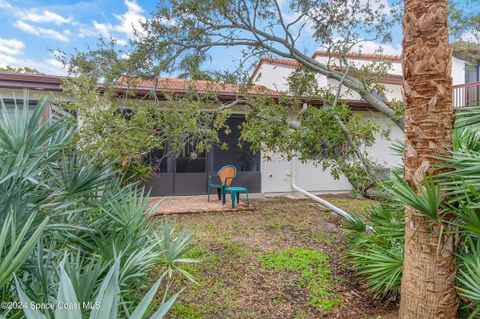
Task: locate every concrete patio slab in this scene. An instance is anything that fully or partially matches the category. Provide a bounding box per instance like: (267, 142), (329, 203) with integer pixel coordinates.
(149, 195), (254, 215)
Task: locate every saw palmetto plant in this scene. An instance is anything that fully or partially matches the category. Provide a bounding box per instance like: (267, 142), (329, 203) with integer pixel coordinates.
(0, 94), (196, 318)
(346, 105), (480, 317)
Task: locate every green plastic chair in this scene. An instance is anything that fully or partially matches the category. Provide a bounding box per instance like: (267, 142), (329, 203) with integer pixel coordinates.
(208, 165), (237, 202)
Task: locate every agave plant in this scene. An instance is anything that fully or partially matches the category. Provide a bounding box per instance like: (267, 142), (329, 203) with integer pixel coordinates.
(15, 257), (180, 319)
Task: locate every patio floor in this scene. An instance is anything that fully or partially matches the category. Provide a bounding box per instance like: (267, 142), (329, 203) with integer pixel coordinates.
(149, 195), (254, 215)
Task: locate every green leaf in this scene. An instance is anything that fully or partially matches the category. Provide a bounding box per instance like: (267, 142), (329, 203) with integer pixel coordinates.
(149, 291), (182, 319)
(0, 213), (48, 288)
(89, 260), (120, 319)
(388, 173), (442, 220)
(14, 276), (47, 319)
(54, 265), (82, 319)
(130, 275), (164, 319)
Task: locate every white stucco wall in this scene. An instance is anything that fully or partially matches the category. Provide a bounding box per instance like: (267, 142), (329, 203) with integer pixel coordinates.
(362, 112), (403, 167)
(254, 57), (408, 193)
(326, 78), (403, 101)
(260, 112), (403, 194)
(261, 153), (353, 193)
(452, 56), (466, 85)
(254, 57), (404, 101)
(252, 63), (296, 91)
(314, 55), (403, 76)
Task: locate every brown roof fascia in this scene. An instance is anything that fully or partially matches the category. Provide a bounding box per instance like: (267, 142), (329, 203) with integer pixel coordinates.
(0, 72), (65, 91)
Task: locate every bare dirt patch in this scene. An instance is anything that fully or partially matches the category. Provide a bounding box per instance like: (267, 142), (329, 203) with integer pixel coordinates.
(162, 196), (398, 319)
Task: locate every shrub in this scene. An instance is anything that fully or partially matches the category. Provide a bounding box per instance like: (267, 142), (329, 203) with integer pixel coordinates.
(345, 203), (404, 298)
(0, 95), (195, 317)
(345, 118), (480, 317)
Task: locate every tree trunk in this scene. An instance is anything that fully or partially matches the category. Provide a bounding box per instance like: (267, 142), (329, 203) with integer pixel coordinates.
(399, 0), (458, 318)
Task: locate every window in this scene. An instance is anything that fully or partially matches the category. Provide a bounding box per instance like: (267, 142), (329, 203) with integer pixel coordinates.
(465, 65), (479, 83)
(465, 65), (480, 106)
(0, 100), (37, 121)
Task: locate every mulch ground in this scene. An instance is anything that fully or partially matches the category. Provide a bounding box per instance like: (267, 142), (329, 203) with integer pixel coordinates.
(160, 196), (398, 319)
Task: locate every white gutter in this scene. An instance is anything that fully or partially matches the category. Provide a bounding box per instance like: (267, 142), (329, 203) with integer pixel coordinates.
(290, 158), (355, 221)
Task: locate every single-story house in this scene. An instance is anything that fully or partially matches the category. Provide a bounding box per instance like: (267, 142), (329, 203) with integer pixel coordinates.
(0, 50), (478, 196)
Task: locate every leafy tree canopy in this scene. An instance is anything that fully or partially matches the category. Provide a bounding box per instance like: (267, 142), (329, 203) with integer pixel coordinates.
(60, 0), (477, 194)
(57, 0), (408, 194)
(0, 65), (41, 74)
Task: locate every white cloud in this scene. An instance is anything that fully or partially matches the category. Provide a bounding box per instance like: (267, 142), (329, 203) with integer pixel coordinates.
(351, 40), (402, 56)
(46, 58), (66, 72)
(93, 0), (146, 41)
(0, 45), (67, 75)
(23, 9), (73, 25)
(459, 31), (480, 43)
(14, 20), (70, 42)
(0, 0), (12, 9)
(75, 24), (99, 38)
(0, 38), (24, 56)
(0, 38), (25, 68)
(0, 53), (17, 66)
(114, 0), (145, 37)
(93, 20), (113, 37)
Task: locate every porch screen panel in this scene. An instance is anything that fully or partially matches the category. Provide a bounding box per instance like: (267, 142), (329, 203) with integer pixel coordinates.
(176, 143), (206, 173)
(145, 147), (174, 174)
(211, 117), (260, 172)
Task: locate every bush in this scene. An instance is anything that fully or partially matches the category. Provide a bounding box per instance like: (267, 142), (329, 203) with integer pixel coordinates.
(0, 96), (195, 318)
(345, 202), (404, 298)
(345, 121), (480, 317)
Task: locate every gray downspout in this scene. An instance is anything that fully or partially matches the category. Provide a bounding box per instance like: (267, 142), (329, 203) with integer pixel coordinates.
(290, 158), (355, 221)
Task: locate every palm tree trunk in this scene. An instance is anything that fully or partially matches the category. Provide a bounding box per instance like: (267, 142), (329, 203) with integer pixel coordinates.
(399, 0), (458, 318)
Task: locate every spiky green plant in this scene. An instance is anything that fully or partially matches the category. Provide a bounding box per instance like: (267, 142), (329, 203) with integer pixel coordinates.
(15, 257), (180, 319)
(457, 237), (480, 319)
(346, 106), (480, 317)
(154, 218), (199, 282)
(345, 202), (404, 298)
(389, 173), (442, 221)
(0, 95), (191, 318)
(0, 213), (48, 289)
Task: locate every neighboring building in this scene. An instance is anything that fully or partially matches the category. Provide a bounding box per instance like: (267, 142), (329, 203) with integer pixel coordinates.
(0, 49), (478, 196)
(250, 51), (480, 194)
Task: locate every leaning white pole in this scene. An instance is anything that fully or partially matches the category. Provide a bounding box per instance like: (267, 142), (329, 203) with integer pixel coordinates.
(290, 158), (355, 221)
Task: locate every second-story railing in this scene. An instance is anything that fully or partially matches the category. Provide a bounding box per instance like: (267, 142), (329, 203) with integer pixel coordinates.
(453, 81), (480, 108)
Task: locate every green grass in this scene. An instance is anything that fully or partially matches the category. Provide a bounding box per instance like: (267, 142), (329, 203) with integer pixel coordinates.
(171, 303), (204, 319)
(259, 248), (340, 310)
(162, 197), (397, 318)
